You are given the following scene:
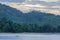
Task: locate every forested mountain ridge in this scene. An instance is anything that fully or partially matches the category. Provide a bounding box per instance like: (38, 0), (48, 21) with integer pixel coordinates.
(0, 4), (60, 33)
(0, 4), (60, 26)
(0, 3), (23, 21)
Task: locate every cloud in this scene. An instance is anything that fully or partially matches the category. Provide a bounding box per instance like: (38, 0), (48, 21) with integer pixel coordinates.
(4, 3), (60, 15)
(40, 1), (60, 6)
(40, 0), (58, 2)
(1, 0), (60, 6)
(23, 0), (60, 7)
(1, 0), (60, 15)
(46, 10), (60, 15)
(0, 0), (25, 3)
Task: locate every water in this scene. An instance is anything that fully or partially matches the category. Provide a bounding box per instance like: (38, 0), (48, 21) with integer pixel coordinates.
(0, 33), (60, 40)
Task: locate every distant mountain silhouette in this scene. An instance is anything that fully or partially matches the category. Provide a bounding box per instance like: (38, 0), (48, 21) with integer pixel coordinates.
(0, 4), (60, 27)
(0, 4), (23, 21)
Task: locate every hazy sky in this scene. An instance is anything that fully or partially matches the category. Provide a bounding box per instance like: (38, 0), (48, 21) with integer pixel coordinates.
(0, 0), (60, 15)
(0, 0), (59, 2)
(0, 0), (60, 6)
(1, 0), (60, 7)
(0, 0), (25, 2)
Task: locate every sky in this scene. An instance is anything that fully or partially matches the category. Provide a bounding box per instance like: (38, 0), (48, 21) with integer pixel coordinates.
(0, 0), (60, 15)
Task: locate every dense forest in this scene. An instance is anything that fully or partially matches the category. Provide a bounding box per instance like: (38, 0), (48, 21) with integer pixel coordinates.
(0, 4), (60, 33)
(0, 17), (60, 33)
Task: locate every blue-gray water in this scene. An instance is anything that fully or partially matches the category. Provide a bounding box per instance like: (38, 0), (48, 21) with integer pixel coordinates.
(0, 33), (60, 40)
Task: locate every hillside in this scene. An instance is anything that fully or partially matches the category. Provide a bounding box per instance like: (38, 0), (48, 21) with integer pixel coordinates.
(0, 4), (60, 27)
(0, 3), (23, 21)
(0, 4), (60, 33)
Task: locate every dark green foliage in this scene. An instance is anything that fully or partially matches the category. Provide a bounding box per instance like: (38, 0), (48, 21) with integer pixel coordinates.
(0, 18), (60, 33)
(0, 4), (60, 33)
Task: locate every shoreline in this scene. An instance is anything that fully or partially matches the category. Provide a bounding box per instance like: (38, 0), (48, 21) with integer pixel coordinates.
(0, 33), (60, 35)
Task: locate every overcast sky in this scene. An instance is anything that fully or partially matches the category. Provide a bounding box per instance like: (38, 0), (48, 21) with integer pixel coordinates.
(0, 0), (60, 15)
(0, 0), (25, 2)
(0, 0), (59, 2)
(0, 0), (60, 6)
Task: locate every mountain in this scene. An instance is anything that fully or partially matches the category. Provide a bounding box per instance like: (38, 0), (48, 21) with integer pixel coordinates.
(0, 4), (23, 21)
(0, 4), (60, 27)
(24, 11), (60, 27)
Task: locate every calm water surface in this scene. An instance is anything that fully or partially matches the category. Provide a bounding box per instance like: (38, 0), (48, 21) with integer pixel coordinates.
(0, 33), (60, 40)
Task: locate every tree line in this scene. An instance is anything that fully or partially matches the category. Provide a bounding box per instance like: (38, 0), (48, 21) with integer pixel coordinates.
(0, 17), (60, 33)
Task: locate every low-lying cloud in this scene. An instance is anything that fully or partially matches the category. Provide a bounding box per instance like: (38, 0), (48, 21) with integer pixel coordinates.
(0, 0), (60, 15)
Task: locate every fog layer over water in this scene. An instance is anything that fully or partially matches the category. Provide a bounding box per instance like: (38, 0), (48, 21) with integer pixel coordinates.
(0, 33), (60, 40)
